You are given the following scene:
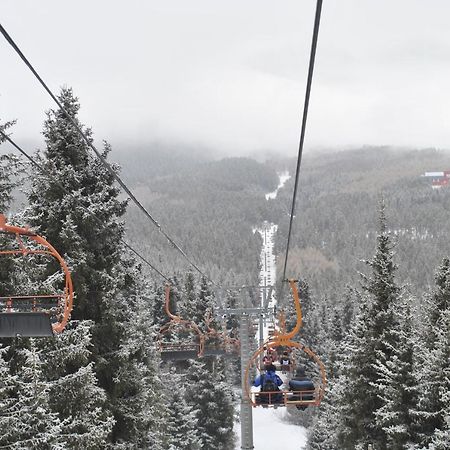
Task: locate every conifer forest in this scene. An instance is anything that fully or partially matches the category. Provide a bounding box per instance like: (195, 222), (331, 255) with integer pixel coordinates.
(1, 2), (450, 450)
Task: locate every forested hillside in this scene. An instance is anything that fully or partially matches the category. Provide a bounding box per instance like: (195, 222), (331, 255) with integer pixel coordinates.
(2, 88), (450, 448)
(120, 151), (279, 287)
(116, 145), (450, 298)
(273, 147), (450, 298)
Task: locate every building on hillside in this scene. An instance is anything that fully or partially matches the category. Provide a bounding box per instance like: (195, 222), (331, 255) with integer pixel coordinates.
(422, 171), (450, 189)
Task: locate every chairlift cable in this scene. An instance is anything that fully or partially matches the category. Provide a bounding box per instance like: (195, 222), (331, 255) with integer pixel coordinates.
(281, 0), (323, 281)
(0, 130), (170, 282)
(0, 22), (215, 285)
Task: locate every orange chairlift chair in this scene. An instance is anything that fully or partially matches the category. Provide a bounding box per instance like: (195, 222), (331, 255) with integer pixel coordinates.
(158, 284), (205, 361)
(0, 214), (74, 337)
(245, 279), (327, 408)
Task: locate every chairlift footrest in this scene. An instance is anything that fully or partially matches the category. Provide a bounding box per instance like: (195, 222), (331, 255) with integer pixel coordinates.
(0, 312), (53, 337)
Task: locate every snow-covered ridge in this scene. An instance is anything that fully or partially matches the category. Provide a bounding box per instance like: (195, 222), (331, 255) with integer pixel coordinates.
(265, 171), (291, 200)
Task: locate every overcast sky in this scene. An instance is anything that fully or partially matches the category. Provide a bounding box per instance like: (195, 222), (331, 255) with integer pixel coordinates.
(1, 1), (450, 157)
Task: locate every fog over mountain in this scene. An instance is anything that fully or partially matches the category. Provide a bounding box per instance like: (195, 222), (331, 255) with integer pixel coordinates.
(2, 0), (450, 159)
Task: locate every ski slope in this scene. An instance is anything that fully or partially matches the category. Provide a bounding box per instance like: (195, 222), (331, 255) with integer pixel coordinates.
(234, 407), (307, 449)
(254, 222), (277, 342)
(235, 171), (307, 450)
(265, 171), (291, 200)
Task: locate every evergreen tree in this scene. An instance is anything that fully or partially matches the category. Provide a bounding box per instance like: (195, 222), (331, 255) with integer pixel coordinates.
(27, 89), (127, 323)
(0, 118), (18, 205)
(374, 298), (417, 449)
(24, 87), (158, 446)
(0, 120), (23, 297)
(42, 321), (114, 449)
(181, 274), (216, 331)
(184, 359), (235, 450)
(7, 340), (63, 449)
(151, 283), (169, 328)
(338, 204), (401, 449)
(415, 259), (450, 448)
(0, 345), (19, 447)
(164, 371), (201, 450)
(307, 382), (342, 450)
(427, 306), (450, 449)
(338, 296), (375, 449)
(0, 151), (21, 214)
(111, 277), (167, 450)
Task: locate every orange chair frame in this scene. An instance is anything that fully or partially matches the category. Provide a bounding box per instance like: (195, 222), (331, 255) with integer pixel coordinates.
(244, 279), (327, 407)
(158, 284), (205, 357)
(0, 214), (74, 334)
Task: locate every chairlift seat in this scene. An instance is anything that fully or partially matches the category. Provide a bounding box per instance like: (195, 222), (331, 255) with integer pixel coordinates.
(160, 349), (199, 361)
(0, 312), (53, 337)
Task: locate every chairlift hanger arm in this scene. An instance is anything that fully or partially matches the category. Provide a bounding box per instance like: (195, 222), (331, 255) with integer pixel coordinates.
(0, 214), (74, 334)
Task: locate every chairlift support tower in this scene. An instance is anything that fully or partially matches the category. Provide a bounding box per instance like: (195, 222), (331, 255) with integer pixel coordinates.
(216, 285), (273, 450)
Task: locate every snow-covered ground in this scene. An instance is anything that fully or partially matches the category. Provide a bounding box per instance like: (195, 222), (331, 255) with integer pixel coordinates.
(265, 171), (291, 200)
(234, 407), (307, 449)
(235, 171), (307, 450)
(254, 222), (277, 342)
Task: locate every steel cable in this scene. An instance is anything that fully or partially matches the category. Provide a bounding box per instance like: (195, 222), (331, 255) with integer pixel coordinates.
(281, 0), (323, 281)
(0, 130), (170, 282)
(0, 22), (215, 285)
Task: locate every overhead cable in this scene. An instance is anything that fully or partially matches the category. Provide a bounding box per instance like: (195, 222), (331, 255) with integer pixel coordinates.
(0, 22), (214, 285)
(281, 0), (323, 281)
(0, 130), (170, 282)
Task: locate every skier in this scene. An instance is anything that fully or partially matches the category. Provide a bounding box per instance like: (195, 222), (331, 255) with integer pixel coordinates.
(253, 364), (283, 404)
(262, 353), (273, 366)
(288, 367), (315, 410)
(267, 346), (278, 362)
(279, 350), (292, 373)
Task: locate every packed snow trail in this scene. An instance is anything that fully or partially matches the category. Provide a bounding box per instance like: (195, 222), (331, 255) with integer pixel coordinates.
(236, 171), (307, 449)
(254, 222), (277, 342)
(265, 171), (291, 200)
(234, 407), (307, 449)
(255, 171), (291, 341)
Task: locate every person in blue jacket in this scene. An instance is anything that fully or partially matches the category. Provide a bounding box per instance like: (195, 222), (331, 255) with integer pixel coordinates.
(289, 367), (315, 410)
(253, 364), (283, 404)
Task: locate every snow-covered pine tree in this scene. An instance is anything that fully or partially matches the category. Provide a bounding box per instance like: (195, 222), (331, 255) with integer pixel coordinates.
(0, 345), (20, 447)
(164, 370), (201, 450)
(111, 274), (168, 450)
(374, 297), (417, 449)
(337, 296), (375, 449)
(338, 203), (401, 450)
(0, 152), (20, 214)
(180, 274), (216, 331)
(41, 320), (114, 449)
(184, 358), (235, 450)
(152, 282), (169, 328)
(180, 272), (198, 321)
(198, 276), (218, 329)
(0, 120), (22, 296)
(306, 381), (343, 450)
(415, 258), (450, 448)
(24, 87), (164, 446)
(27, 88), (127, 324)
(426, 306), (450, 450)
(6, 340), (63, 449)
(306, 287), (358, 449)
